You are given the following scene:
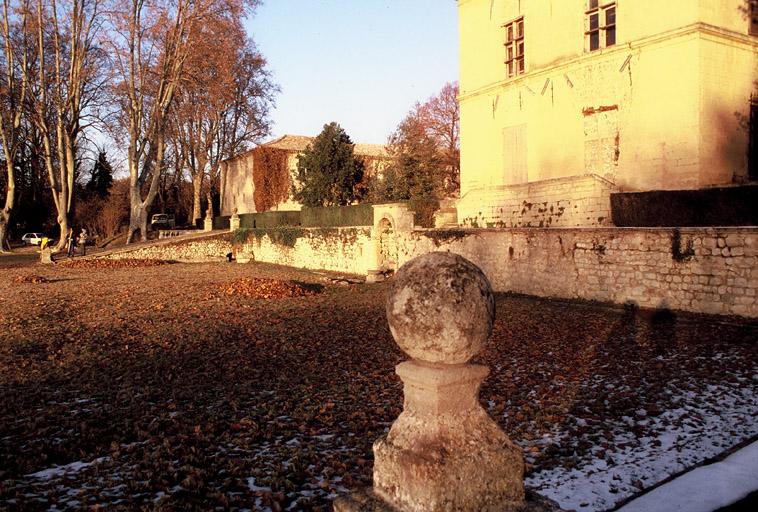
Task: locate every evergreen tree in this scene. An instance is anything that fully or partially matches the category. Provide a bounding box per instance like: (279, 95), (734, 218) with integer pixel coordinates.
(292, 123), (364, 207)
(86, 151), (114, 198)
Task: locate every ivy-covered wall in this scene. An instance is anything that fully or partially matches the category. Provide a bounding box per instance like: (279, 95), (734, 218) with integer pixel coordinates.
(236, 227), (373, 275)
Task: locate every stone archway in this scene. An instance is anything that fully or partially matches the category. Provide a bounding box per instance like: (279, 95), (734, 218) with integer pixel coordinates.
(377, 217), (398, 271)
(369, 203), (414, 278)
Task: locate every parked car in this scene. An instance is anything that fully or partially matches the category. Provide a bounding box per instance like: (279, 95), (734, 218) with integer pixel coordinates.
(21, 233), (45, 245)
(150, 213), (176, 230)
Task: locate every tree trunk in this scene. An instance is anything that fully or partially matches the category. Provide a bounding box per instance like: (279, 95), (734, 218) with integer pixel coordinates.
(0, 212), (11, 252)
(0, 160), (15, 253)
(126, 192), (147, 244)
(54, 189), (72, 251)
(126, 134), (165, 244)
(57, 211), (69, 252)
(191, 171), (203, 225)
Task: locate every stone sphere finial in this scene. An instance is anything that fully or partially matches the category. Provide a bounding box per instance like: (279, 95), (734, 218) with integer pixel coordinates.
(385, 252), (495, 365)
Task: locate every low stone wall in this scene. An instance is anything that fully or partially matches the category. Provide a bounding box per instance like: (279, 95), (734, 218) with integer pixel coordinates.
(103, 228), (373, 274)
(394, 227), (758, 317)
(102, 225), (758, 317)
(107, 235), (232, 262)
(239, 227), (373, 275)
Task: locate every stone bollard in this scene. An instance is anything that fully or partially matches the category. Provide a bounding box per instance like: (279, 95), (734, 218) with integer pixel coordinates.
(40, 247), (53, 264)
(335, 251), (528, 512)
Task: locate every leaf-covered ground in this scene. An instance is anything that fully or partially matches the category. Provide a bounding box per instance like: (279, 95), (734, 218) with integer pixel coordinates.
(0, 259), (756, 511)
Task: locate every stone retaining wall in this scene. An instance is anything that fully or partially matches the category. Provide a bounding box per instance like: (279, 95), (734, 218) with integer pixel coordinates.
(239, 227), (373, 275)
(103, 226), (758, 317)
(104, 228), (373, 276)
(393, 227), (757, 317)
(107, 236), (231, 262)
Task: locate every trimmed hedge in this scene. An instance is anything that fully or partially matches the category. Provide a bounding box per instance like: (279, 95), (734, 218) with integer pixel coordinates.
(213, 216), (230, 230)
(300, 204), (374, 227)
(610, 185), (758, 227)
(238, 211), (302, 229)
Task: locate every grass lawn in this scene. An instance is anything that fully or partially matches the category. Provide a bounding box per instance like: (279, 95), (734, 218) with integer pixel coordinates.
(0, 259), (756, 511)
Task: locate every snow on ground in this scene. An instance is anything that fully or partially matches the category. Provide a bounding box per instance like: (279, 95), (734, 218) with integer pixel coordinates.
(26, 457), (109, 480)
(524, 378), (758, 511)
(617, 440), (758, 512)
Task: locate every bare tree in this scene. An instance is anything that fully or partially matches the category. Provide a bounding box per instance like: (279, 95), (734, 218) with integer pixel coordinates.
(417, 81), (460, 194)
(22, 0), (102, 250)
(214, 40), (275, 212)
(374, 82), (461, 202)
(108, 0), (254, 243)
(170, 19), (274, 224)
(0, 0), (29, 251)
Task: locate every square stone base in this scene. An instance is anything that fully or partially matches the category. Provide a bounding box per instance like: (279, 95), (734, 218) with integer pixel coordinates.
(333, 488), (564, 512)
(333, 488), (394, 512)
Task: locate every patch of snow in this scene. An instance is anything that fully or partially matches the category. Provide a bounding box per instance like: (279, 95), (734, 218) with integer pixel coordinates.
(247, 476), (272, 493)
(526, 382), (758, 511)
(26, 457), (109, 480)
(617, 440), (758, 512)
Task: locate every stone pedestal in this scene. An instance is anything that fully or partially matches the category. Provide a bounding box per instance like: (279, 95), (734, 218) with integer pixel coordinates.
(229, 214), (240, 232)
(204, 216), (213, 232)
(334, 252), (527, 512)
(40, 247), (53, 264)
(373, 361), (524, 512)
(335, 489), (561, 512)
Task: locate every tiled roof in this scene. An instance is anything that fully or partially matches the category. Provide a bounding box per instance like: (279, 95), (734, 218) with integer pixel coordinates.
(224, 134), (390, 163)
(354, 143), (390, 159)
(262, 135), (314, 152)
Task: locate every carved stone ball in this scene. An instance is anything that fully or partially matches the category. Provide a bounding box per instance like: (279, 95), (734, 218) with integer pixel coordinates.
(385, 251), (495, 365)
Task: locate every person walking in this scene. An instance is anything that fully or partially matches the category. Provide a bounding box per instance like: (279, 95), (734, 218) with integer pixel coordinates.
(78, 229), (89, 257)
(66, 228), (76, 257)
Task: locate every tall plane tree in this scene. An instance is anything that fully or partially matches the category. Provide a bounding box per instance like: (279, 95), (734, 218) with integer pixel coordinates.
(0, 0), (28, 251)
(171, 15), (274, 224)
(22, 0), (103, 249)
(109, 0), (255, 243)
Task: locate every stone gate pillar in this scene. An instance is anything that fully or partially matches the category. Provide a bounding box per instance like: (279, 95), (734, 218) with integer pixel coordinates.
(367, 203), (415, 282)
(229, 208), (240, 232)
(335, 251), (531, 512)
(204, 206), (214, 232)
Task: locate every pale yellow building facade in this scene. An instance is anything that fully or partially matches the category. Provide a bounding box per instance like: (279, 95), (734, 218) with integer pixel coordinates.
(220, 135), (390, 216)
(457, 0), (758, 227)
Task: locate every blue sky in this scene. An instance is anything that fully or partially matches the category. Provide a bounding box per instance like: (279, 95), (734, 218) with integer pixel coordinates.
(244, 1), (459, 145)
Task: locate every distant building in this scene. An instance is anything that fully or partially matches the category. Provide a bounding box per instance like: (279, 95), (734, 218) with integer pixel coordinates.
(457, 0), (758, 227)
(219, 134), (390, 216)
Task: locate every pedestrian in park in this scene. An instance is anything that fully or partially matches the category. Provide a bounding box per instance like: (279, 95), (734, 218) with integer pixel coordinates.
(78, 228), (88, 257)
(66, 228), (76, 258)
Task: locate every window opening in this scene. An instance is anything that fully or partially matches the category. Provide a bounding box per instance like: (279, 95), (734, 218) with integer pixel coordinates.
(750, 98), (758, 180)
(586, 1), (616, 51)
(504, 17), (525, 77)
